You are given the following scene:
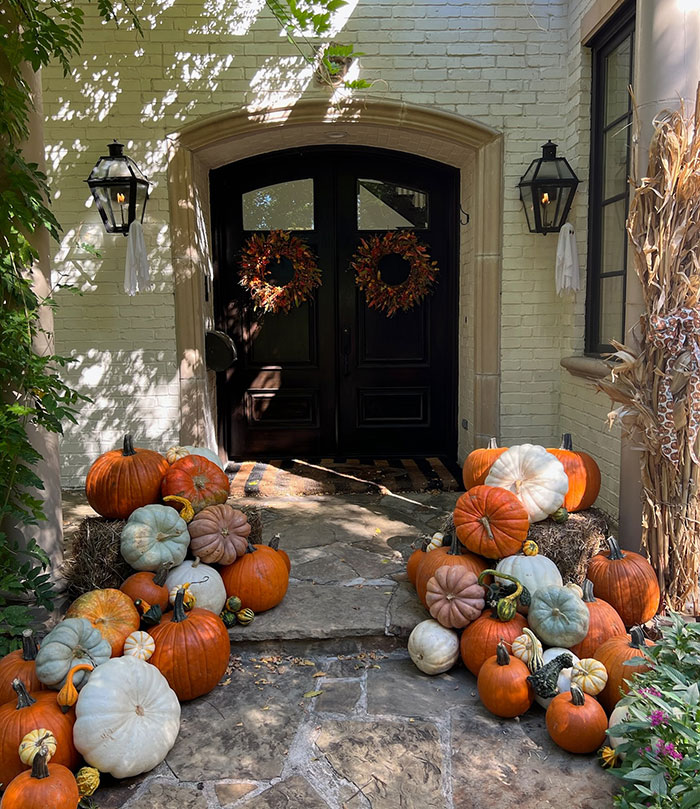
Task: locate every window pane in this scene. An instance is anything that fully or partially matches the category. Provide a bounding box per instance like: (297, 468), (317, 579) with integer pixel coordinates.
(357, 180), (428, 230)
(599, 275), (624, 345)
(602, 200), (626, 274)
(605, 36), (631, 125)
(604, 122), (630, 198)
(242, 179), (313, 230)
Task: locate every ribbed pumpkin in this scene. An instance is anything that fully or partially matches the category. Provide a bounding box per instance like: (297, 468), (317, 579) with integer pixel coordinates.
(65, 588), (140, 657)
(459, 609), (528, 676)
(120, 566), (171, 612)
(569, 579), (626, 659)
(415, 533), (490, 606)
(220, 541), (289, 612)
(594, 626), (653, 713)
(187, 504), (251, 565)
(0, 630), (46, 706)
(425, 566), (486, 629)
(477, 640), (533, 718)
(35, 618), (111, 690)
(121, 504), (190, 572)
(0, 680), (78, 788)
(148, 589), (231, 701)
(462, 438), (507, 489)
(453, 485), (529, 559)
(546, 683), (608, 753)
(547, 433), (601, 512)
(0, 744), (79, 809)
(161, 455), (230, 514)
(586, 536), (660, 627)
(85, 434), (169, 519)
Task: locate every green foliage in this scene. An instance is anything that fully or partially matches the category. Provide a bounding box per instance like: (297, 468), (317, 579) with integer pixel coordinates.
(608, 614), (700, 809)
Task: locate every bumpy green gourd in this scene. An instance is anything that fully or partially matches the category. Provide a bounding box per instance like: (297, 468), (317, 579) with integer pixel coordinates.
(479, 569), (526, 621)
(219, 610), (238, 628)
(526, 652), (573, 698)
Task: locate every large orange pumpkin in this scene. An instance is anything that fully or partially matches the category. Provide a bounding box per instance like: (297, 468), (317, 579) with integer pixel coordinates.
(0, 745), (79, 809)
(546, 683), (608, 753)
(161, 455), (230, 514)
(148, 589), (231, 701)
(120, 566), (171, 612)
(586, 536), (660, 627)
(85, 434), (169, 519)
(415, 533), (489, 606)
(459, 609), (528, 676)
(594, 626), (653, 713)
(0, 630), (46, 706)
(569, 579), (626, 659)
(462, 438), (507, 489)
(0, 679), (78, 789)
(220, 542), (289, 612)
(453, 485), (529, 559)
(547, 433), (601, 512)
(65, 588), (140, 657)
(477, 640), (533, 718)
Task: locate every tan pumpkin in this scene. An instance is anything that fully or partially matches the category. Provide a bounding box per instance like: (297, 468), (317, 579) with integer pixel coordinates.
(187, 504), (251, 565)
(425, 566), (486, 629)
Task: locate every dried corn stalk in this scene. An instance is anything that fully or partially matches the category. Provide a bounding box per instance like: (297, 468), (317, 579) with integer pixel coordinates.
(598, 84), (700, 611)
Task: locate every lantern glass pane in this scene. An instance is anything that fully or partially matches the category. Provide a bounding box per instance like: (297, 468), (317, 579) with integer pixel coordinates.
(92, 186), (118, 230)
(135, 183), (149, 222)
(520, 187), (537, 232)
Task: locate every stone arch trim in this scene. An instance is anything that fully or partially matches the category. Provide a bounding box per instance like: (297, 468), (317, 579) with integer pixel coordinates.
(166, 98), (503, 459)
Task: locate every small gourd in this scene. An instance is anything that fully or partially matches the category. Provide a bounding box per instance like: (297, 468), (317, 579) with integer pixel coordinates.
(225, 596), (242, 613)
(169, 585), (196, 611)
(163, 494), (195, 523)
(76, 765), (100, 797)
(550, 507), (569, 523)
(511, 628), (543, 669)
(564, 582), (584, 598)
(220, 610), (238, 628)
(570, 657), (608, 696)
(18, 729), (57, 766)
(133, 598), (162, 627)
(123, 631), (156, 661)
(478, 569), (524, 621)
(527, 652), (574, 699)
(427, 533), (443, 552)
(236, 608), (255, 625)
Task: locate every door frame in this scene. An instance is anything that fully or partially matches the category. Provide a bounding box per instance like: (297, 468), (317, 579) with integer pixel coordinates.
(166, 98), (503, 465)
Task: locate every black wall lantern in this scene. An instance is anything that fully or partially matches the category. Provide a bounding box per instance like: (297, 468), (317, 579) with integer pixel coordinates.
(518, 140), (580, 234)
(85, 140), (150, 236)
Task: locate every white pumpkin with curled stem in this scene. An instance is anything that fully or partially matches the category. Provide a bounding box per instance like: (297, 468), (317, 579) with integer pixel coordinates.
(164, 558), (227, 614)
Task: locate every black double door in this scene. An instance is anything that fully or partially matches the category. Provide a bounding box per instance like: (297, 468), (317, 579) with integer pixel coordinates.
(211, 146), (458, 459)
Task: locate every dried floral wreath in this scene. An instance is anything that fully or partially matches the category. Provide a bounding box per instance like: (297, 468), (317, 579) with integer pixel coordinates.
(351, 231), (439, 317)
(239, 230), (321, 314)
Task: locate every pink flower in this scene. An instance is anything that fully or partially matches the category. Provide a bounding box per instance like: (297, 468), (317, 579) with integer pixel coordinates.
(639, 686), (662, 697)
(649, 710), (668, 727)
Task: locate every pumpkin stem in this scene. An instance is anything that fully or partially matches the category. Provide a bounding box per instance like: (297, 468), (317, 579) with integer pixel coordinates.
(606, 536), (625, 560)
(21, 628), (39, 661)
(582, 579), (596, 602)
(172, 587), (189, 623)
(268, 534), (281, 551)
(12, 677), (36, 709)
(569, 683), (586, 706)
(153, 564), (172, 588)
(479, 516), (495, 540)
(495, 640), (510, 666)
(629, 626), (646, 649)
(30, 745), (51, 780)
(246, 539), (257, 554)
(57, 663), (94, 712)
(447, 532), (462, 556)
(122, 434), (136, 457)
(560, 433), (574, 451)
(487, 436), (498, 449)
(418, 536), (430, 552)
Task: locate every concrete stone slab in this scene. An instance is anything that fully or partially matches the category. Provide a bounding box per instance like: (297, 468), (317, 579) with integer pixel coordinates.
(91, 762), (172, 808)
(228, 584), (395, 642)
(450, 703), (619, 809)
(242, 775), (329, 808)
(290, 547), (359, 583)
(367, 658), (478, 717)
(329, 542), (404, 579)
(215, 781), (258, 806)
(315, 720), (444, 809)
(386, 581), (430, 637)
(127, 780), (208, 809)
(314, 679), (362, 713)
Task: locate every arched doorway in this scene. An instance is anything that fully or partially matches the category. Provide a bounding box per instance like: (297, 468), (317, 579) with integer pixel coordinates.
(211, 146), (459, 459)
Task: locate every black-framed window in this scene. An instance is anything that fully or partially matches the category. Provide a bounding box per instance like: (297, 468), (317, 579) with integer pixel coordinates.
(586, 3), (635, 354)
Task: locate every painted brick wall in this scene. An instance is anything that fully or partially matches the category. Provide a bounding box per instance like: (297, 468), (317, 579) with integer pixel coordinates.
(42, 0), (619, 513)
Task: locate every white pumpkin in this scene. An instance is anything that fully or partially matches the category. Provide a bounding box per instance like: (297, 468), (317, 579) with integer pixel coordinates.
(122, 630), (156, 661)
(407, 619), (459, 675)
(534, 647), (580, 709)
(164, 559), (227, 614)
(495, 551), (562, 613)
(485, 444), (569, 522)
(73, 656), (180, 779)
(165, 445), (225, 470)
(608, 701), (631, 751)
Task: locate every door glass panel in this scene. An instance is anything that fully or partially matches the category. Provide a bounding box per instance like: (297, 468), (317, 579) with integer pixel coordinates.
(605, 36), (631, 126)
(602, 200), (626, 274)
(603, 122), (629, 199)
(242, 179), (314, 230)
(599, 274), (624, 345)
(357, 180), (428, 230)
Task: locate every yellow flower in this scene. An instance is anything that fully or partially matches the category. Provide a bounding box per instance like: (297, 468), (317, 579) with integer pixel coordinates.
(598, 746), (620, 769)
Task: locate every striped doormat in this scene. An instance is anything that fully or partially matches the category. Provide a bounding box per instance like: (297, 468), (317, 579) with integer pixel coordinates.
(226, 457), (464, 497)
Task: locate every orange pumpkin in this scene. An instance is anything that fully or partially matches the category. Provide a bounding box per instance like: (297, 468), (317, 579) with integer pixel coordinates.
(594, 626), (652, 713)
(547, 433), (601, 512)
(85, 434), (169, 519)
(161, 455), (230, 513)
(148, 589), (231, 701)
(120, 566), (171, 612)
(586, 536), (660, 627)
(0, 744), (79, 809)
(462, 438), (507, 490)
(0, 630), (46, 706)
(453, 485), (529, 559)
(65, 588), (140, 657)
(460, 609), (528, 676)
(268, 534), (291, 572)
(406, 539), (429, 586)
(415, 533), (490, 607)
(220, 542), (289, 612)
(569, 579), (626, 659)
(0, 680), (78, 789)
(546, 683), (608, 753)
(477, 640), (533, 718)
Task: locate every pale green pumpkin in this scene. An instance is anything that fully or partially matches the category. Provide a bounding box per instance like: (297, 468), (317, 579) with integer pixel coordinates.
(121, 504), (190, 571)
(35, 618), (111, 689)
(528, 585), (590, 647)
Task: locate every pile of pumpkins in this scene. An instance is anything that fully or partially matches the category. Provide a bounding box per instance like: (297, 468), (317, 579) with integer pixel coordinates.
(406, 437), (661, 756)
(0, 435), (291, 805)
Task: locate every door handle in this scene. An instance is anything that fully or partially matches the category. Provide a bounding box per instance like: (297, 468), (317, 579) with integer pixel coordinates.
(341, 327), (351, 375)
